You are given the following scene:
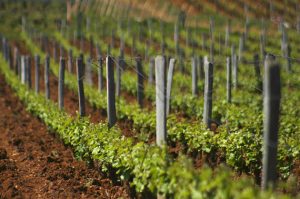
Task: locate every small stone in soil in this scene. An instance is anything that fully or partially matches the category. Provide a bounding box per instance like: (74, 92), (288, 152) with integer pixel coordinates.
(47, 150), (61, 163)
(0, 148), (8, 159)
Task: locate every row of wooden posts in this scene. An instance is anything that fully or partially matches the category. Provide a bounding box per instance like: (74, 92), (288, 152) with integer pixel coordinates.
(2, 37), (281, 190)
(42, 15), (293, 82)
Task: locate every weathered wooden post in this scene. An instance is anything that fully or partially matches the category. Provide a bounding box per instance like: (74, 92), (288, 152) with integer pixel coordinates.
(136, 56), (144, 108)
(226, 57), (232, 103)
(155, 56), (167, 146)
(98, 56), (104, 92)
(26, 56), (32, 88)
(58, 57), (65, 110)
(286, 45), (291, 73)
(166, 58), (175, 115)
(148, 57), (154, 85)
(4, 41), (9, 64)
(76, 57), (85, 117)
(232, 45), (238, 89)
(8, 46), (13, 70)
(45, 54), (50, 99)
(192, 57), (198, 96)
(260, 33), (266, 61)
(209, 18), (214, 63)
(254, 54), (261, 78)
(254, 54), (262, 92)
(2, 38), (7, 61)
(120, 36), (125, 58)
(262, 54), (281, 190)
(106, 56), (117, 128)
(79, 53), (85, 79)
(203, 60), (213, 129)
(85, 57), (93, 85)
(34, 54), (40, 93)
(116, 56), (122, 97)
(281, 26), (288, 57)
(198, 56), (204, 80)
(68, 49), (73, 73)
(17, 55), (21, 80)
(14, 47), (19, 75)
(21, 56), (26, 84)
(1, 37), (4, 58)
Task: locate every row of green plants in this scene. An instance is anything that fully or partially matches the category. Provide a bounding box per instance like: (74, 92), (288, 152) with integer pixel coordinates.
(78, 15), (299, 103)
(32, 29), (300, 181)
(61, 19), (299, 137)
(0, 46), (290, 198)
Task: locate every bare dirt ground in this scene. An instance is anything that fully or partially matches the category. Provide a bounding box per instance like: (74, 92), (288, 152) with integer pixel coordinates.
(0, 73), (130, 198)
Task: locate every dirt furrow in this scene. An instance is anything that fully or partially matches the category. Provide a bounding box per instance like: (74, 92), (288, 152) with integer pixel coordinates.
(0, 73), (130, 198)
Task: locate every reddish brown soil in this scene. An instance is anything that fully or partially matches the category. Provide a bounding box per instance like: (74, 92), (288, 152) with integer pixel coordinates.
(0, 73), (130, 198)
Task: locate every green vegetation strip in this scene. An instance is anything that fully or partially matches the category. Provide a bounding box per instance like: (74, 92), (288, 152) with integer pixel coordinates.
(0, 51), (289, 199)
(52, 31), (300, 179)
(27, 31), (300, 179)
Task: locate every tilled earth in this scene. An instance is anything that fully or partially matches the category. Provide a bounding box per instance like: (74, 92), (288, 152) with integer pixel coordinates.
(0, 73), (130, 198)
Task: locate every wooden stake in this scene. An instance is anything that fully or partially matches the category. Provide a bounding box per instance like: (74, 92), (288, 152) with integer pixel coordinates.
(155, 56), (167, 146)
(14, 47), (19, 75)
(85, 57), (93, 85)
(26, 56), (32, 88)
(136, 56), (144, 108)
(98, 56), (104, 92)
(76, 57), (85, 117)
(34, 54), (40, 93)
(226, 57), (231, 103)
(254, 54), (262, 92)
(21, 55), (26, 84)
(58, 57), (65, 110)
(116, 56), (122, 97)
(166, 58), (176, 115)
(262, 54), (281, 190)
(203, 60), (213, 129)
(148, 57), (154, 85)
(192, 57), (198, 96)
(106, 56), (117, 128)
(45, 54), (50, 99)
